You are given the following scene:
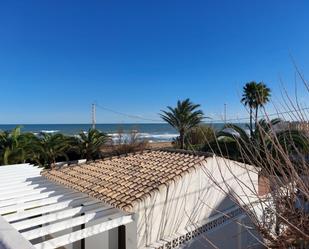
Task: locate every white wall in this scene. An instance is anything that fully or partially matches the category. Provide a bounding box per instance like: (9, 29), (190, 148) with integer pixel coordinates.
(133, 155), (259, 248)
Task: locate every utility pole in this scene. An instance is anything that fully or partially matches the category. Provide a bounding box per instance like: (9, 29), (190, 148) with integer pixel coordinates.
(224, 103), (227, 123)
(92, 103), (96, 129)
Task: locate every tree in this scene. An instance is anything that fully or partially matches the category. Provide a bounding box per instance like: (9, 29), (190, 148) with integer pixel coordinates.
(18, 132), (44, 165)
(173, 124), (215, 150)
(241, 81), (259, 136)
(255, 83), (271, 128)
(241, 81), (271, 136)
(0, 127), (44, 165)
(216, 119), (309, 168)
(39, 133), (72, 167)
(78, 128), (109, 161)
(160, 99), (204, 149)
(0, 127), (24, 165)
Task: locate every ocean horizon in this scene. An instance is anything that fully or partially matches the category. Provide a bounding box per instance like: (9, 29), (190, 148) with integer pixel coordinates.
(0, 123), (247, 142)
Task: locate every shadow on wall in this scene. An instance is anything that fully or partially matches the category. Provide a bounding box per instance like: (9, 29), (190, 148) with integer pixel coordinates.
(137, 171), (261, 249)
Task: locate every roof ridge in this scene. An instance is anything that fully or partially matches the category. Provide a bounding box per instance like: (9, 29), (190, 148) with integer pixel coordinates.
(157, 148), (214, 158)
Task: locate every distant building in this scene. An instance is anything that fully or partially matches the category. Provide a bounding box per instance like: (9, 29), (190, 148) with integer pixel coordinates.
(0, 150), (261, 249)
(275, 120), (309, 134)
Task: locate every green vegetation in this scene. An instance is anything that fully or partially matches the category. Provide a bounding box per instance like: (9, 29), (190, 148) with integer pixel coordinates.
(160, 98), (204, 149)
(78, 129), (109, 161)
(0, 126), (31, 165)
(213, 119), (309, 166)
(173, 124), (216, 150)
(0, 127), (109, 168)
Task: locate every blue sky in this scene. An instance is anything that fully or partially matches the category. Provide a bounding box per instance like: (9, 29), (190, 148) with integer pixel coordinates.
(0, 0), (309, 124)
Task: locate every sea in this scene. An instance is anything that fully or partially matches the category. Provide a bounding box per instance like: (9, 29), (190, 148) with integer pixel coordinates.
(0, 123), (245, 142)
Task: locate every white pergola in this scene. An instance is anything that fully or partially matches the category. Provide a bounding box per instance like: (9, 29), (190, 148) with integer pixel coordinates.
(0, 164), (133, 249)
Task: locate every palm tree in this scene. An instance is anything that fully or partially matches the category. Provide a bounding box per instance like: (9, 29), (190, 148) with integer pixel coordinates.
(0, 127), (43, 165)
(241, 81), (259, 136)
(78, 128), (109, 161)
(241, 81), (271, 136)
(40, 133), (72, 167)
(0, 127), (26, 165)
(160, 98), (204, 149)
(255, 82), (271, 128)
(18, 132), (43, 165)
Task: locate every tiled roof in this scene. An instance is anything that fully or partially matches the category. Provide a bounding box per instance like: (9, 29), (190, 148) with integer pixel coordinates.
(41, 149), (209, 212)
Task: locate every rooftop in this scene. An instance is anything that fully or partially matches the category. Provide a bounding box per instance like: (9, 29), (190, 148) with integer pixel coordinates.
(42, 149), (210, 212)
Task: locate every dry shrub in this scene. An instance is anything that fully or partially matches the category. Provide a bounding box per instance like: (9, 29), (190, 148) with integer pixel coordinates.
(172, 125), (216, 150)
(195, 67), (309, 248)
(103, 129), (149, 156)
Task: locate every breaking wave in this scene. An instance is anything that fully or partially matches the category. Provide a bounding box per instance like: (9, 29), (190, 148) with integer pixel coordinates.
(108, 132), (178, 142)
(40, 130), (59, 134)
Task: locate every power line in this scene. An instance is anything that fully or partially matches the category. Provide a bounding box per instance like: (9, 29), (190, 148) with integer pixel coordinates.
(209, 106), (309, 123)
(95, 103), (162, 122)
(93, 103), (309, 124)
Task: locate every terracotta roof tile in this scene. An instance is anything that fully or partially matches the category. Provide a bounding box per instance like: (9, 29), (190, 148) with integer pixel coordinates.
(42, 149), (210, 212)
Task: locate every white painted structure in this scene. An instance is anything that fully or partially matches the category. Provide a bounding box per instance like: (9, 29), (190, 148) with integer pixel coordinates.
(0, 164), (133, 249)
(133, 155), (261, 248)
(0, 154), (262, 249)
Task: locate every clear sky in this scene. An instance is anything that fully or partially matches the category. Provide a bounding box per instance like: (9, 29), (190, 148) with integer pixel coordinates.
(0, 0), (309, 124)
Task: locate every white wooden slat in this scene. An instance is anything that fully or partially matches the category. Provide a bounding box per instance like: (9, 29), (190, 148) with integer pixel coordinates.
(4, 196), (90, 222)
(0, 166), (39, 174)
(0, 184), (66, 201)
(0, 181), (57, 197)
(13, 201), (106, 230)
(0, 168), (39, 176)
(0, 176), (43, 187)
(23, 208), (120, 240)
(0, 168), (41, 176)
(0, 192), (84, 214)
(0, 170), (41, 178)
(0, 189), (73, 208)
(0, 170), (42, 179)
(0, 165), (40, 172)
(0, 163), (31, 170)
(0, 179), (50, 191)
(33, 214), (133, 249)
(0, 174), (42, 184)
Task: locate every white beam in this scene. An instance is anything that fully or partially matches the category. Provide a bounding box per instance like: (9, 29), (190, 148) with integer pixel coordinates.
(0, 168), (41, 177)
(0, 179), (50, 191)
(0, 166), (38, 176)
(0, 165), (41, 172)
(0, 184), (65, 201)
(0, 189), (73, 208)
(0, 215), (35, 249)
(0, 171), (42, 180)
(0, 176), (43, 187)
(0, 182), (57, 197)
(33, 214), (133, 249)
(13, 201), (106, 230)
(23, 208), (120, 240)
(0, 163), (31, 170)
(4, 196), (89, 222)
(0, 192), (84, 215)
(0, 174), (42, 184)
